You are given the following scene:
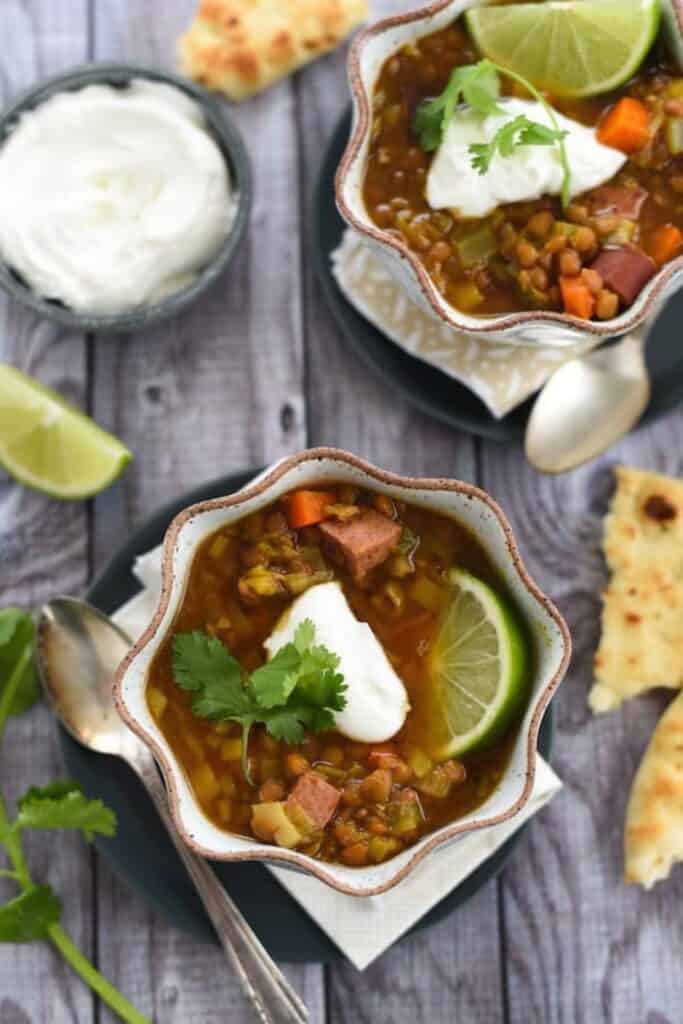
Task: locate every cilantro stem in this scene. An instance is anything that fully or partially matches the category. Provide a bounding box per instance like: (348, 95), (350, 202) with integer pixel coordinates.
(241, 723), (254, 787)
(0, 641), (32, 746)
(487, 61), (571, 208)
(47, 923), (150, 1024)
(0, 792), (150, 1024)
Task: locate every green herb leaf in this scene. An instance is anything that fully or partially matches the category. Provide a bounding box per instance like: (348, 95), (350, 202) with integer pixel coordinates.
(172, 631), (249, 719)
(16, 781), (117, 841)
(414, 59), (501, 152)
(171, 620), (347, 781)
(469, 114), (567, 175)
(249, 643), (301, 709)
(0, 608), (38, 717)
(0, 885), (61, 942)
(413, 59), (572, 208)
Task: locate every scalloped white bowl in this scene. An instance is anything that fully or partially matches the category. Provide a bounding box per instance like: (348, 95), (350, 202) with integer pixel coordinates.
(335, 0), (683, 348)
(115, 448), (570, 896)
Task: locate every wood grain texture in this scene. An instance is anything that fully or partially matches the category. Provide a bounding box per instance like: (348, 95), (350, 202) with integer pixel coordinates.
(296, 1), (504, 1017)
(89, 2), (320, 1021)
(480, 414), (683, 1024)
(0, 4), (95, 1022)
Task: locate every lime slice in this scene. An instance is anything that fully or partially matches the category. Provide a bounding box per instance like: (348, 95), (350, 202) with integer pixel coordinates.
(465, 0), (660, 98)
(0, 364), (131, 499)
(428, 569), (529, 759)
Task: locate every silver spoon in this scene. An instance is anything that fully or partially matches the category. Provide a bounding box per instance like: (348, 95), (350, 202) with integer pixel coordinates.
(525, 319), (650, 473)
(37, 597), (308, 1024)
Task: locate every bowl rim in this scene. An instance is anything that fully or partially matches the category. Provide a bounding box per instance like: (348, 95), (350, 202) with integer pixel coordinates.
(114, 447), (571, 897)
(0, 61), (252, 334)
(335, 0), (683, 339)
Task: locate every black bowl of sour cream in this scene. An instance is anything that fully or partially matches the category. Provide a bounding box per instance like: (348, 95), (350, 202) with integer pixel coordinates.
(0, 63), (252, 333)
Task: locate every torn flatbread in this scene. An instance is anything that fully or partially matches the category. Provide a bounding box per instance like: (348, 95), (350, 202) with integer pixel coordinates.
(179, 0), (368, 102)
(589, 466), (683, 713)
(624, 690), (683, 888)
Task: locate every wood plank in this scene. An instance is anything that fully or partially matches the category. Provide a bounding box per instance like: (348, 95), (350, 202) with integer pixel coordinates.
(296, 1), (504, 1015)
(479, 411), (683, 1023)
(89, 2), (320, 1020)
(0, 4), (96, 1022)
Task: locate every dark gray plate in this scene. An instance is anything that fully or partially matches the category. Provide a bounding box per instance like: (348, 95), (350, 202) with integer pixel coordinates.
(60, 469), (554, 963)
(313, 111), (683, 442)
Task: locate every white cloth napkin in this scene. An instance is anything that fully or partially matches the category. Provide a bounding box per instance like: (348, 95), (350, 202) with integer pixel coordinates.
(332, 229), (598, 419)
(114, 547), (562, 970)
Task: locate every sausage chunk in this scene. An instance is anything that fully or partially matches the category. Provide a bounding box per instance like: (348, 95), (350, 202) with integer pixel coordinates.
(587, 184), (649, 220)
(589, 246), (656, 305)
(318, 508), (402, 584)
(286, 771), (341, 830)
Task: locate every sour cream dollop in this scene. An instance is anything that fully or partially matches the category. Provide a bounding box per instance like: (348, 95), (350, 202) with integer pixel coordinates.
(0, 80), (234, 313)
(264, 581), (410, 743)
(426, 98), (626, 219)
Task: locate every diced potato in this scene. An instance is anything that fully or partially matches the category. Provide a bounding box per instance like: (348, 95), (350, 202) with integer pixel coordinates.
(451, 281), (483, 311)
(368, 835), (402, 863)
(204, 733), (222, 749)
(216, 798), (233, 824)
(251, 802), (303, 848)
(405, 746), (433, 780)
(209, 534), (228, 559)
(409, 575), (444, 613)
(147, 687), (167, 720)
(286, 801), (315, 836)
(220, 775), (237, 797)
(193, 764), (221, 802)
(220, 738), (243, 761)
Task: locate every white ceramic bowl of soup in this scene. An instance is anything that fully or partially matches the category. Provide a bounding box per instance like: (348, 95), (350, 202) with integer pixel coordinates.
(335, 0), (683, 348)
(115, 448), (570, 896)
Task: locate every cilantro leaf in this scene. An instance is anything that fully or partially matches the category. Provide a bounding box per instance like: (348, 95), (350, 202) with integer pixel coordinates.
(16, 780), (116, 841)
(171, 619), (347, 782)
(249, 643), (301, 709)
(293, 618), (314, 654)
(414, 59), (501, 152)
(0, 885), (61, 943)
(0, 608), (38, 718)
(172, 632), (249, 719)
(469, 114), (567, 175)
(413, 58), (572, 207)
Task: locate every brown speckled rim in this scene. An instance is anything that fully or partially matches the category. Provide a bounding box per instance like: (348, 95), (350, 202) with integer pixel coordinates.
(114, 448), (571, 897)
(335, 0), (683, 339)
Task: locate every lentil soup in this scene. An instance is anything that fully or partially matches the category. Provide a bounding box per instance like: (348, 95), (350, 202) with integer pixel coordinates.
(146, 484), (530, 868)
(364, 20), (683, 319)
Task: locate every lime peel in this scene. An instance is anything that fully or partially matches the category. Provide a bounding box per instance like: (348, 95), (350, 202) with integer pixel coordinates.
(429, 569), (530, 760)
(0, 363), (132, 500)
(465, 0), (661, 99)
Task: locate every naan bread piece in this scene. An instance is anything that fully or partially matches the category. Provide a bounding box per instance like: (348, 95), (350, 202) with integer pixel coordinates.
(590, 466), (683, 713)
(179, 0), (368, 101)
(624, 691), (683, 888)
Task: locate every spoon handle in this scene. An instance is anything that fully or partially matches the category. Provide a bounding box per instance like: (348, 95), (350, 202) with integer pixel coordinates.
(133, 756), (309, 1024)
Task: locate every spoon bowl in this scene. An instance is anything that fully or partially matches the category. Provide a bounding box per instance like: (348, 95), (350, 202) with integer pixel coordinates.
(525, 324), (651, 474)
(38, 597), (142, 763)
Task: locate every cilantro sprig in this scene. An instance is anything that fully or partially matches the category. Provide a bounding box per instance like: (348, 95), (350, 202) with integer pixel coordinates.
(172, 619), (347, 783)
(413, 59), (572, 208)
(0, 608), (148, 1024)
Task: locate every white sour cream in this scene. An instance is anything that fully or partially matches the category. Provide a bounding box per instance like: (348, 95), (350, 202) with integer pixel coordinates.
(264, 581), (410, 743)
(0, 80), (234, 313)
(426, 98), (626, 219)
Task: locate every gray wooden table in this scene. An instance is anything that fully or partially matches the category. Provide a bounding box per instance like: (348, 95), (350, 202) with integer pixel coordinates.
(2, 1), (683, 1021)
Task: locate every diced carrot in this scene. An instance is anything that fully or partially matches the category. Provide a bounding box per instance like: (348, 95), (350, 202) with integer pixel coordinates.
(560, 276), (595, 320)
(648, 224), (683, 265)
(282, 489), (336, 528)
(597, 98), (650, 154)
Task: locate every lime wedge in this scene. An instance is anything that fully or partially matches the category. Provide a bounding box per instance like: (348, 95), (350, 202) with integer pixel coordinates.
(428, 569), (529, 759)
(0, 364), (131, 499)
(465, 0), (660, 98)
